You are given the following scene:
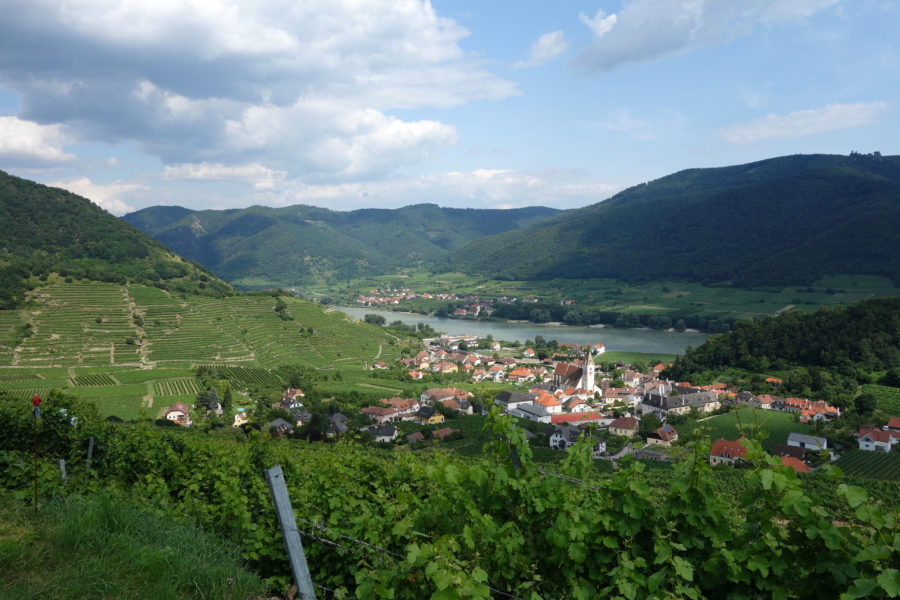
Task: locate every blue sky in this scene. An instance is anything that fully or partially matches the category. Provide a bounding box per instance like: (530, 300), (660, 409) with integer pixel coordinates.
(0, 0), (897, 215)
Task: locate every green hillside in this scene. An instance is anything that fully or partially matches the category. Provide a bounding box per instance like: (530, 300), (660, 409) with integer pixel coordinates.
(447, 153), (900, 287)
(0, 170), (231, 308)
(124, 203), (560, 287)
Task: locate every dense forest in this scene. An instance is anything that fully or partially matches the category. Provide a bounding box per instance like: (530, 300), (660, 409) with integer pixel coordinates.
(664, 297), (900, 406)
(0, 170), (232, 308)
(124, 203), (560, 287)
(447, 153), (900, 287)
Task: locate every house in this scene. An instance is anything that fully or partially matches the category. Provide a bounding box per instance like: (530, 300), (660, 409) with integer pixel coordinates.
(408, 370), (425, 380)
(608, 416), (638, 437)
(267, 418), (294, 436)
(523, 348), (535, 358)
(709, 438), (748, 466)
(634, 448), (669, 462)
(858, 425), (894, 452)
(510, 402), (552, 424)
(293, 411), (313, 427)
(365, 425), (398, 443)
(415, 406), (445, 425)
(550, 425), (583, 450)
(566, 398), (591, 413)
(772, 443), (805, 462)
(471, 368), (488, 382)
(372, 361), (389, 370)
(431, 361), (458, 375)
(380, 397), (419, 415)
(282, 387), (305, 401)
(640, 385), (720, 417)
(326, 413), (349, 437)
(441, 397), (474, 415)
(232, 409), (249, 427)
(780, 456), (810, 473)
(753, 394), (780, 410)
(646, 424), (678, 447)
(507, 367), (536, 384)
(494, 391), (536, 413)
(164, 401), (191, 426)
(432, 427), (457, 441)
(787, 432), (827, 452)
(550, 412), (603, 426)
(407, 431), (425, 445)
(533, 391), (563, 414)
(489, 341), (501, 351)
(361, 406), (400, 425)
(888, 417), (900, 432)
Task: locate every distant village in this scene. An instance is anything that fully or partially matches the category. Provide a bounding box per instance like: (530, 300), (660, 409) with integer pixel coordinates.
(163, 333), (899, 469)
(354, 287), (574, 317)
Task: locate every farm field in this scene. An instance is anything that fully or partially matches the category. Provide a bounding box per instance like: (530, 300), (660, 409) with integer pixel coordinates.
(673, 407), (811, 452)
(834, 450), (900, 481)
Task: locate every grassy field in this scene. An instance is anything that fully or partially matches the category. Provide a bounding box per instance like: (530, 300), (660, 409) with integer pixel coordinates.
(305, 271), (900, 323)
(674, 408), (811, 452)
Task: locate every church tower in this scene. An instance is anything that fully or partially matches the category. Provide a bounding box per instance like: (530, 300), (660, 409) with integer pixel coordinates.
(582, 346), (596, 392)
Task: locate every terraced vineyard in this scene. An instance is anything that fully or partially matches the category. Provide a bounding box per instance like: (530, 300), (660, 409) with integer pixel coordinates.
(859, 384), (900, 415)
(0, 282), (401, 419)
(834, 449), (900, 481)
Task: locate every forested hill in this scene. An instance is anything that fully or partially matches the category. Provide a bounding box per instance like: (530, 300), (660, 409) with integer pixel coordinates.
(446, 153), (900, 286)
(664, 297), (900, 384)
(124, 203), (560, 287)
(0, 170), (231, 308)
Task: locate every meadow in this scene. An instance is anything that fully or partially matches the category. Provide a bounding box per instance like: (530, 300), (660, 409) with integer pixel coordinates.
(673, 407), (811, 452)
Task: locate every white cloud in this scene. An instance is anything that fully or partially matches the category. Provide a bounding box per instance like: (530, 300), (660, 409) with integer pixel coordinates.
(48, 177), (145, 215)
(278, 169), (619, 210)
(579, 9), (618, 38)
(515, 31), (570, 68)
(0, 116), (75, 163)
(164, 162), (287, 190)
(0, 0), (515, 178)
(714, 101), (889, 143)
(576, 0), (839, 72)
(599, 111), (655, 140)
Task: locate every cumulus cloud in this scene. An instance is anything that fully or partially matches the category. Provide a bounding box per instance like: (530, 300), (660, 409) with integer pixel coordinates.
(164, 162), (287, 190)
(714, 101), (889, 143)
(0, 0), (514, 178)
(0, 116), (75, 164)
(575, 0), (839, 73)
(515, 31), (570, 68)
(48, 177), (145, 215)
(579, 9), (618, 38)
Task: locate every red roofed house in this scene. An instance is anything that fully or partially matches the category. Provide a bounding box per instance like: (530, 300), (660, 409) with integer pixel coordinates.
(887, 417), (900, 432)
(164, 401), (191, 426)
(780, 456), (810, 473)
(646, 424), (678, 447)
(709, 438), (748, 466)
(523, 347), (535, 358)
(550, 412), (603, 425)
(507, 367), (535, 384)
(432, 427), (457, 442)
(533, 391), (563, 414)
(360, 406), (400, 425)
(608, 416), (638, 437)
(858, 425), (895, 452)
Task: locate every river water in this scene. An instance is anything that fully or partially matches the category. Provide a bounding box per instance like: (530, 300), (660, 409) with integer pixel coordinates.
(334, 306), (707, 356)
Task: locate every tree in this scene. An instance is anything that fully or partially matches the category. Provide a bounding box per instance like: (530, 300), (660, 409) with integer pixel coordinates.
(222, 385), (233, 412)
(638, 413), (661, 438)
(854, 393), (877, 415)
(207, 387), (220, 411)
(364, 314), (386, 326)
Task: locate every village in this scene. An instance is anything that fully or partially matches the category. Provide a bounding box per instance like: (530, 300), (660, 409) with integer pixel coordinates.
(163, 333), (900, 471)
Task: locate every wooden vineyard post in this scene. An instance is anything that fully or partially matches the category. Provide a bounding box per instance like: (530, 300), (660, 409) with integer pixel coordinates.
(264, 465), (317, 600)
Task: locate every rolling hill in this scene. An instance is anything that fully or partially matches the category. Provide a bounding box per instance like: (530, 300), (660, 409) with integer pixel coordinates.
(0, 170), (231, 308)
(446, 153), (900, 287)
(124, 203), (560, 287)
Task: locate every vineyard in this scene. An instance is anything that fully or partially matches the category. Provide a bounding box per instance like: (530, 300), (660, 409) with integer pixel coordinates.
(833, 449), (900, 480)
(73, 374), (118, 387)
(2, 396), (897, 600)
(152, 378), (202, 397)
(859, 383), (900, 414)
(203, 365), (285, 390)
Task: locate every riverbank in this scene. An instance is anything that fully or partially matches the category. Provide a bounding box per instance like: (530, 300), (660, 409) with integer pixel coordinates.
(335, 305), (707, 356)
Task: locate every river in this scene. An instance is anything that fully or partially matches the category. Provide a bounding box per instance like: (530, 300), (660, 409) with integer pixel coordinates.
(333, 306), (707, 356)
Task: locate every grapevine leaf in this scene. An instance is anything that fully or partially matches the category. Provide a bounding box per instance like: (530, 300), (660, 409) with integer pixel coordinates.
(877, 569), (900, 598)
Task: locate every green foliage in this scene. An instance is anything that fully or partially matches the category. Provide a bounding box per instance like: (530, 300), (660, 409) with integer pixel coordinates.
(448, 153), (900, 287)
(0, 170), (232, 307)
(1, 397), (899, 598)
(124, 203), (560, 287)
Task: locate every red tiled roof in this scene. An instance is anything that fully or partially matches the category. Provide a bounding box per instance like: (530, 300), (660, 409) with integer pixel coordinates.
(709, 438), (748, 460)
(780, 456), (809, 473)
(551, 412), (602, 424)
(609, 416), (637, 430)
